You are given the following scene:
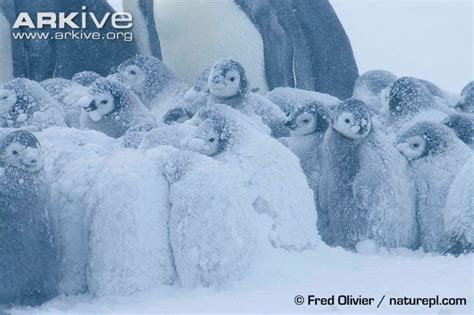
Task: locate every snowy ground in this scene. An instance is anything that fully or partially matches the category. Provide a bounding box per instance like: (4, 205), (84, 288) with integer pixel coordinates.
(10, 246), (473, 314)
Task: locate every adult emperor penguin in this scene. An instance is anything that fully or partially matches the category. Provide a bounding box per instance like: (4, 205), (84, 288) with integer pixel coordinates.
(153, 0), (358, 98)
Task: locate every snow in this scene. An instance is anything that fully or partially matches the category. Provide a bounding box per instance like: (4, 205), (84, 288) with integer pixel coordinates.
(9, 246), (473, 314)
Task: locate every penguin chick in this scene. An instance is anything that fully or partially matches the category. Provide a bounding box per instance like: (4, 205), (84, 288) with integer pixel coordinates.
(78, 77), (155, 138)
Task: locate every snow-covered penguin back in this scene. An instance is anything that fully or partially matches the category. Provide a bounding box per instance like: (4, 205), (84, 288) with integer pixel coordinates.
(443, 157), (474, 256)
(183, 105), (319, 251)
(86, 149), (176, 296)
(158, 148), (258, 287)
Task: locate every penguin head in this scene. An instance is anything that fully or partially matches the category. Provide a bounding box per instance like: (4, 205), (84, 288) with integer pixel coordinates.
(396, 121), (452, 161)
(0, 88), (17, 117)
(0, 130), (43, 172)
(182, 108), (237, 156)
(387, 77), (434, 123)
(72, 71), (101, 87)
(208, 59), (248, 99)
(77, 78), (128, 122)
(455, 81), (474, 114)
(285, 101), (331, 136)
(116, 55), (177, 102)
(333, 99), (372, 139)
(442, 113), (473, 145)
(353, 70), (397, 114)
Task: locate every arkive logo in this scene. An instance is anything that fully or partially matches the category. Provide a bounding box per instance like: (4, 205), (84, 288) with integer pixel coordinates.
(13, 6), (133, 29)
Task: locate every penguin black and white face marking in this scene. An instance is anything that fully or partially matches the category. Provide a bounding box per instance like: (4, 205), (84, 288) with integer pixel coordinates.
(118, 64), (146, 96)
(396, 122), (450, 161)
(77, 78), (125, 122)
(0, 131), (42, 172)
(285, 102), (330, 137)
(163, 107), (193, 125)
(0, 89), (17, 116)
(78, 93), (114, 122)
(333, 99), (372, 139)
(208, 59), (248, 99)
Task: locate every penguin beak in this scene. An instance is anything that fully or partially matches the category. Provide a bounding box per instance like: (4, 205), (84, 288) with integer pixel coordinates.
(284, 120), (296, 130)
(83, 100), (97, 113)
(211, 75), (224, 84)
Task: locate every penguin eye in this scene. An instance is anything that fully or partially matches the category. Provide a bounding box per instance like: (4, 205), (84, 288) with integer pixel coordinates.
(100, 100), (108, 105)
(129, 70), (136, 75)
(0, 95), (7, 100)
(209, 137), (216, 143)
(302, 119), (310, 124)
(344, 119), (350, 123)
(12, 150), (18, 155)
(229, 77), (235, 82)
(412, 143), (420, 148)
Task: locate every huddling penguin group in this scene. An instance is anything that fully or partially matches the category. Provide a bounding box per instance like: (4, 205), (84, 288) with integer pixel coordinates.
(0, 55), (472, 307)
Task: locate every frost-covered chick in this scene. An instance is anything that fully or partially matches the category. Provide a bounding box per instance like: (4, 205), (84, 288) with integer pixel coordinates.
(443, 113), (474, 149)
(455, 81), (474, 114)
(207, 59), (287, 137)
(266, 87), (341, 117)
(396, 122), (473, 253)
(182, 105), (319, 251)
(0, 131), (58, 306)
(318, 99), (418, 252)
(85, 149), (175, 296)
(78, 77), (155, 138)
(41, 78), (88, 128)
(115, 54), (189, 120)
(0, 78), (66, 130)
(36, 127), (115, 296)
(352, 70), (397, 118)
(155, 148), (257, 287)
(72, 71), (101, 87)
(442, 157), (473, 256)
(386, 77), (453, 134)
(280, 101), (331, 188)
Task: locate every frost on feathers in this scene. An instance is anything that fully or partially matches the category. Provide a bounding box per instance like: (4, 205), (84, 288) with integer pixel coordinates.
(443, 113), (474, 149)
(157, 148), (257, 287)
(115, 55), (189, 120)
(78, 77), (155, 138)
(86, 149), (175, 296)
(0, 78), (66, 130)
(386, 77), (453, 134)
(443, 157), (474, 256)
(36, 128), (115, 295)
(72, 71), (101, 87)
(206, 59), (287, 137)
(352, 70), (397, 118)
(319, 99), (418, 251)
(455, 81), (474, 114)
(41, 78), (88, 128)
(396, 122), (473, 253)
(182, 105), (319, 250)
(266, 87), (341, 117)
(280, 101), (331, 198)
(0, 130), (58, 306)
